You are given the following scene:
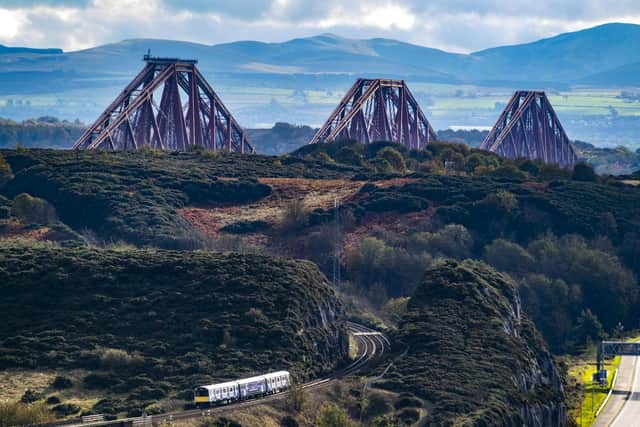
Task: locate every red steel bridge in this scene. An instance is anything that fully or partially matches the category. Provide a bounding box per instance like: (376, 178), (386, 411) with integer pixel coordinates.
(310, 78), (437, 150)
(73, 55), (254, 153)
(480, 91), (578, 168)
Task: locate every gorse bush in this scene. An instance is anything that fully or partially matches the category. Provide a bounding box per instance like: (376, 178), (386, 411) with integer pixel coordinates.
(99, 348), (144, 370)
(11, 193), (56, 224)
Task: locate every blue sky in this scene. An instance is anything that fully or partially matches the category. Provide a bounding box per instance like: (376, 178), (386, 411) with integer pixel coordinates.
(0, 0), (639, 52)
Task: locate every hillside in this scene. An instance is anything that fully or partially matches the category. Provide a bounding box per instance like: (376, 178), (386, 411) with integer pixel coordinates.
(382, 260), (566, 426)
(0, 243), (348, 416)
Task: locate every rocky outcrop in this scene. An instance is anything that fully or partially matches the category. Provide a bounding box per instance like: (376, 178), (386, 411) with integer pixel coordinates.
(381, 260), (567, 427)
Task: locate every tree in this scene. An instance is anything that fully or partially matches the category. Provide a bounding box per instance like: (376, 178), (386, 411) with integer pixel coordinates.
(572, 162), (597, 182)
(317, 403), (354, 427)
(483, 239), (534, 275)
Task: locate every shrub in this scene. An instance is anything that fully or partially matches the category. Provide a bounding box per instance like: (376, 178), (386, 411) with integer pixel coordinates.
(317, 402), (354, 427)
(219, 220), (270, 234)
(377, 147), (406, 172)
(46, 396), (61, 405)
(52, 403), (81, 417)
(11, 193), (57, 224)
(286, 383), (307, 413)
(572, 162), (598, 182)
(99, 348), (144, 370)
(280, 415), (299, 427)
(83, 373), (120, 389)
(52, 376), (73, 389)
(20, 389), (42, 404)
(0, 153), (12, 187)
(393, 395), (422, 410)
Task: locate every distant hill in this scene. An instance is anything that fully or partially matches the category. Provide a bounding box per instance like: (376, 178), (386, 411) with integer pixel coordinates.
(0, 23), (639, 90)
(0, 45), (62, 55)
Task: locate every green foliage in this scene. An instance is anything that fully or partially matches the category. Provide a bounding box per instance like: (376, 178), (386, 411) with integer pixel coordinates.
(483, 239), (535, 275)
(377, 147), (406, 172)
(52, 403), (81, 416)
(46, 396), (61, 405)
(52, 376), (73, 389)
(344, 237), (433, 301)
(11, 193), (56, 224)
(0, 152), (12, 186)
(0, 401), (54, 426)
(572, 162), (598, 182)
(20, 389), (42, 404)
(219, 219), (270, 234)
(0, 243), (348, 412)
(316, 402), (354, 427)
(483, 235), (638, 352)
(286, 382), (307, 413)
(408, 224), (473, 259)
(384, 260), (565, 426)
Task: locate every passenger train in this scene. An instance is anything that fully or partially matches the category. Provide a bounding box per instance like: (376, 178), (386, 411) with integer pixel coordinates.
(194, 371), (290, 407)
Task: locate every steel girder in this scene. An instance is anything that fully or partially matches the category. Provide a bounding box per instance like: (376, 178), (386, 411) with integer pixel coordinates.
(309, 78), (437, 150)
(73, 57), (254, 153)
(480, 91), (577, 168)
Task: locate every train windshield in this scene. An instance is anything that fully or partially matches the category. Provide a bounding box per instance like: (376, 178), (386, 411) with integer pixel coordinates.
(195, 387), (209, 397)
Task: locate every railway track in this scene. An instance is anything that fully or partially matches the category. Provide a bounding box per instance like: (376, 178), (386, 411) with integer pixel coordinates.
(50, 322), (388, 427)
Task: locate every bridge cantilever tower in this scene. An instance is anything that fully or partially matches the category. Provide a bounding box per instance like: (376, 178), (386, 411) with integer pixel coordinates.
(310, 78), (437, 150)
(480, 91), (577, 168)
(73, 55), (254, 153)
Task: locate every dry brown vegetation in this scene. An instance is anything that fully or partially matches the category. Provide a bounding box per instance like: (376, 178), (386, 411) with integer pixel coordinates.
(180, 178), (363, 238)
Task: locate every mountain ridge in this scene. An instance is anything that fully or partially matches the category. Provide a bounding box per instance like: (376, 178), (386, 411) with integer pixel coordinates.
(0, 22), (638, 85)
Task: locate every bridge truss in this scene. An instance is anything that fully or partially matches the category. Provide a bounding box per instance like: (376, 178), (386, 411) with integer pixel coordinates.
(480, 91), (577, 168)
(309, 78), (437, 150)
(73, 55), (254, 153)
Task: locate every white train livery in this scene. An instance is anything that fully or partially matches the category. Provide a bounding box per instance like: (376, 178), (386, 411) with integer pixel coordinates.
(194, 371), (290, 406)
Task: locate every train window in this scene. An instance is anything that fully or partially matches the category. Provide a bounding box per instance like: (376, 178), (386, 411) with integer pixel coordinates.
(196, 388), (209, 397)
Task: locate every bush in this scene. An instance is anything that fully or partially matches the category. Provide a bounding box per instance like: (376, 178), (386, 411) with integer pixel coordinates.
(280, 415), (299, 427)
(317, 402), (354, 427)
(99, 348), (144, 370)
(52, 403), (81, 417)
(377, 147), (406, 172)
(220, 219), (270, 234)
(286, 383), (307, 413)
(393, 395), (422, 410)
(20, 389), (42, 404)
(46, 396), (61, 405)
(11, 193), (57, 224)
(52, 376), (73, 389)
(0, 153), (12, 187)
(83, 373), (120, 389)
(572, 162), (597, 182)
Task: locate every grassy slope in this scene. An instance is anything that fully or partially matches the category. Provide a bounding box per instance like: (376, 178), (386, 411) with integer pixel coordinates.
(0, 242), (348, 415)
(381, 260), (565, 426)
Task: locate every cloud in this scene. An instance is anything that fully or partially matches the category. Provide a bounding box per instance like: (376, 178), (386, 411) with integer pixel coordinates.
(0, 0), (638, 52)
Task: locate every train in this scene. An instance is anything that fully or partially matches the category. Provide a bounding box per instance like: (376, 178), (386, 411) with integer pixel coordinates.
(194, 371), (290, 407)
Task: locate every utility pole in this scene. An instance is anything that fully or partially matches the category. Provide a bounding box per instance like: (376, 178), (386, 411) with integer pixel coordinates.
(332, 197), (341, 288)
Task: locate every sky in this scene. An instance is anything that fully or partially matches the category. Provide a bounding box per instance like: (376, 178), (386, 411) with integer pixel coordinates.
(0, 0), (639, 53)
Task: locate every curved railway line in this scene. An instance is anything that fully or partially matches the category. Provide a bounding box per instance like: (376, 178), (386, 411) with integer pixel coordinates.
(50, 322), (389, 427)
